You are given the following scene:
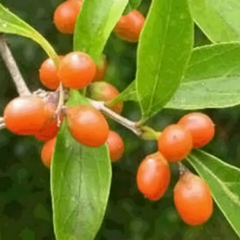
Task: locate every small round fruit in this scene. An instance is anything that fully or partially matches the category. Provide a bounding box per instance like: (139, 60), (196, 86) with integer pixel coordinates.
(106, 130), (124, 162)
(178, 112), (215, 148)
(174, 171), (213, 226)
(53, 0), (82, 34)
(58, 51), (96, 89)
(34, 103), (61, 141)
(136, 152), (170, 201)
(158, 124), (192, 162)
(88, 82), (123, 114)
(114, 10), (145, 42)
(93, 56), (108, 81)
(66, 105), (109, 147)
(41, 137), (56, 168)
(39, 56), (63, 90)
(4, 96), (50, 135)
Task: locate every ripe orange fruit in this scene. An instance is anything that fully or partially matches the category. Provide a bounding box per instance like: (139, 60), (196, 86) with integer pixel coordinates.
(66, 105), (109, 147)
(4, 96), (51, 135)
(53, 0), (82, 34)
(39, 56), (63, 90)
(93, 56), (108, 82)
(114, 10), (145, 42)
(41, 137), (57, 168)
(158, 124), (192, 162)
(58, 51), (96, 89)
(106, 130), (124, 162)
(136, 152), (171, 201)
(178, 112), (215, 148)
(88, 82), (123, 114)
(174, 171), (213, 225)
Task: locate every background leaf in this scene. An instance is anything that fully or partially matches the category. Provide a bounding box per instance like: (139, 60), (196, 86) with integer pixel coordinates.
(189, 0), (240, 42)
(187, 150), (240, 238)
(74, 0), (128, 61)
(51, 90), (111, 240)
(0, 4), (57, 62)
(136, 0), (193, 122)
(128, 0), (142, 10)
(166, 43), (240, 109)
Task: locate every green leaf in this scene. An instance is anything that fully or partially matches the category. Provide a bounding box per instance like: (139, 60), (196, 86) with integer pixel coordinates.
(51, 90), (111, 240)
(187, 150), (240, 238)
(128, 0), (142, 10)
(109, 81), (137, 105)
(189, 0), (240, 43)
(136, 0), (193, 123)
(74, 0), (128, 61)
(166, 43), (240, 109)
(0, 4), (57, 63)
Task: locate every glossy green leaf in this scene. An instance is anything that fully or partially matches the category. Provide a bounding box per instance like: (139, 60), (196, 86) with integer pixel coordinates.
(51, 90), (111, 240)
(166, 43), (240, 109)
(189, 0), (240, 42)
(0, 4), (57, 62)
(187, 150), (240, 238)
(74, 0), (128, 61)
(136, 0), (193, 123)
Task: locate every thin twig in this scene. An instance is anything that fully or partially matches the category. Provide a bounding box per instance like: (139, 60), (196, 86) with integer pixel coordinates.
(88, 99), (142, 137)
(0, 35), (31, 96)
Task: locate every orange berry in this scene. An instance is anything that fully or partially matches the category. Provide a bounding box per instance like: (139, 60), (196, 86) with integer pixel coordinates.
(136, 152), (170, 201)
(93, 56), (108, 82)
(4, 96), (51, 135)
(178, 112), (215, 148)
(174, 171), (213, 226)
(58, 51), (96, 89)
(106, 130), (124, 162)
(158, 124), (192, 162)
(88, 82), (123, 114)
(41, 137), (57, 168)
(114, 10), (145, 42)
(39, 56), (63, 90)
(66, 105), (109, 147)
(53, 0), (82, 34)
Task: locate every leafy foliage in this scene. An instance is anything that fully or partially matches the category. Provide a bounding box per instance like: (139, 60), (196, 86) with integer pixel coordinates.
(166, 43), (240, 109)
(189, 0), (240, 42)
(135, 0), (193, 122)
(114, 43), (240, 110)
(0, 3), (58, 62)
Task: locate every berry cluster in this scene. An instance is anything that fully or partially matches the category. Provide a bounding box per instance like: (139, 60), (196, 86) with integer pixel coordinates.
(3, 3), (146, 168)
(137, 112), (215, 226)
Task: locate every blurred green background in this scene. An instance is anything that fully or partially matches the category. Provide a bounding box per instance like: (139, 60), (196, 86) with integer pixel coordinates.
(0, 0), (240, 239)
